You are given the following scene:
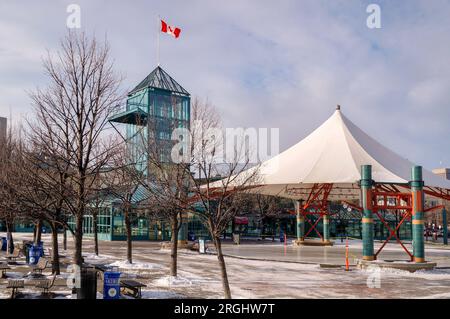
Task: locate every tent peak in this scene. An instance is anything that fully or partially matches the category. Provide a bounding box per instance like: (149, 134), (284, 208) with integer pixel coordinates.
(336, 104), (341, 111)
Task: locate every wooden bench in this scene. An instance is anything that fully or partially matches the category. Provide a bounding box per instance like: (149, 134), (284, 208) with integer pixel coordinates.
(6, 248), (22, 262)
(35, 274), (57, 295)
(0, 263), (11, 278)
(120, 279), (146, 299)
(30, 258), (49, 275)
(7, 279), (24, 299)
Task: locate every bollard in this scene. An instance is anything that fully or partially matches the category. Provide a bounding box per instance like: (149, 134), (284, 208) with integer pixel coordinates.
(345, 237), (350, 271)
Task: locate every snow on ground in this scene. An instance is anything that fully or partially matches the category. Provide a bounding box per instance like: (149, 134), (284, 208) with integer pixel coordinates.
(153, 275), (193, 287)
(141, 290), (185, 299)
(2, 232), (450, 299)
(108, 260), (164, 270)
(83, 253), (120, 263)
(360, 266), (450, 280)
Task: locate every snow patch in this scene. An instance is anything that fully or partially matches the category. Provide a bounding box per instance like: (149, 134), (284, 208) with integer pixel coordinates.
(360, 267), (450, 280)
(153, 275), (193, 287)
(141, 290), (185, 299)
(108, 260), (164, 270)
(83, 253), (117, 261)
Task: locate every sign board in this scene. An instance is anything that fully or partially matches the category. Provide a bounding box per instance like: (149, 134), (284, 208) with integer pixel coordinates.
(234, 217), (249, 225)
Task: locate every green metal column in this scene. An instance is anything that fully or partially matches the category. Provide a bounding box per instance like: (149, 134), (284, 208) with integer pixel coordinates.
(295, 200), (305, 242)
(361, 165), (375, 261)
(443, 207), (448, 245)
(178, 212), (188, 245)
(411, 166), (425, 262)
(323, 214), (330, 242)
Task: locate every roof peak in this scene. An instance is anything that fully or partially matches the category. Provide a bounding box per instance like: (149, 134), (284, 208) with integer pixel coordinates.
(129, 65), (189, 96)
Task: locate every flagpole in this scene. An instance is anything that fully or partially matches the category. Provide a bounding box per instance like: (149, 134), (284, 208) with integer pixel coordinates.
(157, 15), (160, 66)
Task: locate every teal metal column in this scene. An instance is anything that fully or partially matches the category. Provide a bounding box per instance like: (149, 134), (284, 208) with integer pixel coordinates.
(295, 200), (305, 242)
(109, 207), (114, 241)
(361, 165), (375, 260)
(411, 166), (425, 262)
(178, 212), (188, 245)
(323, 214), (330, 242)
(443, 207), (448, 245)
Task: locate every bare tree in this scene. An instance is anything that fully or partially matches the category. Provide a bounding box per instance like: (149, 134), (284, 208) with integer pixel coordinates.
(0, 129), (24, 254)
(87, 176), (107, 256)
(138, 144), (191, 277)
(116, 97), (192, 276)
(185, 98), (260, 299)
(29, 32), (123, 266)
(104, 143), (142, 263)
(17, 144), (73, 275)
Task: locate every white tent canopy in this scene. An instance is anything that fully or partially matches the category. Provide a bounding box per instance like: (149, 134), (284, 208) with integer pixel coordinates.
(216, 107), (450, 201)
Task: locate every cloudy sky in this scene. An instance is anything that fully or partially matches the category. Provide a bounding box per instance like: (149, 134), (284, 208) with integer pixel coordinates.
(0, 0), (449, 170)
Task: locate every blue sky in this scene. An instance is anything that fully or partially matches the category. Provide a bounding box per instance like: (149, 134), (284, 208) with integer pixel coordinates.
(0, 0), (449, 170)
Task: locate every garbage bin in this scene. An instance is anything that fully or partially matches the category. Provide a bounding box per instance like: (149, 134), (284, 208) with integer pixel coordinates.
(279, 232), (285, 243)
(103, 271), (121, 299)
(233, 233), (240, 245)
(77, 268), (98, 299)
(188, 232), (196, 241)
(35, 241), (44, 257)
(1, 237), (6, 251)
(29, 245), (44, 265)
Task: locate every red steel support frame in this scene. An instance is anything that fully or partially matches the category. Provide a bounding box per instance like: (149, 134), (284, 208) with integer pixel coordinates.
(372, 185), (413, 260)
(368, 184), (447, 260)
(300, 183), (333, 240)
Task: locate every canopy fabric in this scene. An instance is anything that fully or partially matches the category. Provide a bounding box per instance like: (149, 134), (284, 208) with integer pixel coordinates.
(214, 108), (450, 200)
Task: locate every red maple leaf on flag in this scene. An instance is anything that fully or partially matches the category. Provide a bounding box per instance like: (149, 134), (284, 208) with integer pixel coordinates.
(161, 20), (181, 39)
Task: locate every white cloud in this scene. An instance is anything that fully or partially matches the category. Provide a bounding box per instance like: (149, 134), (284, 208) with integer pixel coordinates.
(0, 0), (449, 168)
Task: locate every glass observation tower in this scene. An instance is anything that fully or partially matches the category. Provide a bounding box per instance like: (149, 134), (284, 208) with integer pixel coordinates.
(90, 66), (192, 242)
(109, 65), (191, 172)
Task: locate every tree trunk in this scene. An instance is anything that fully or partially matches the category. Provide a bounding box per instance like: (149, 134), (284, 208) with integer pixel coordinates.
(213, 235), (232, 299)
(170, 214), (179, 277)
(50, 222), (60, 275)
(5, 222), (14, 254)
(63, 226), (67, 251)
(74, 215), (83, 266)
(35, 219), (42, 245)
(33, 224), (37, 243)
(125, 207), (132, 264)
(93, 210), (99, 256)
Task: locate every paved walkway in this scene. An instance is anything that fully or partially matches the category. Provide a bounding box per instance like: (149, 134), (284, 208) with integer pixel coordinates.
(2, 233), (450, 298)
(219, 238), (450, 267)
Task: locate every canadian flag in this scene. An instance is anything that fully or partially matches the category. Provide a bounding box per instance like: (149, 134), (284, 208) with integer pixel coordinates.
(161, 20), (181, 39)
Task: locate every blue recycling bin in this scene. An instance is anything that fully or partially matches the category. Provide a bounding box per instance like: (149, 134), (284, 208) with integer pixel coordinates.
(29, 245), (44, 265)
(1, 237), (6, 251)
(279, 232), (285, 243)
(188, 232), (196, 241)
(37, 241), (44, 257)
(103, 271), (121, 299)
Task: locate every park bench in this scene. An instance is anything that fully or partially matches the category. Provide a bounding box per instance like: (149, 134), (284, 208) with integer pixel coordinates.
(0, 263), (11, 278)
(7, 279), (24, 299)
(30, 258), (49, 275)
(34, 274), (57, 295)
(120, 279), (146, 299)
(6, 248), (22, 262)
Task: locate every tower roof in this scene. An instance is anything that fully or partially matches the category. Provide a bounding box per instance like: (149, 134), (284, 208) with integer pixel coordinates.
(129, 66), (189, 96)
